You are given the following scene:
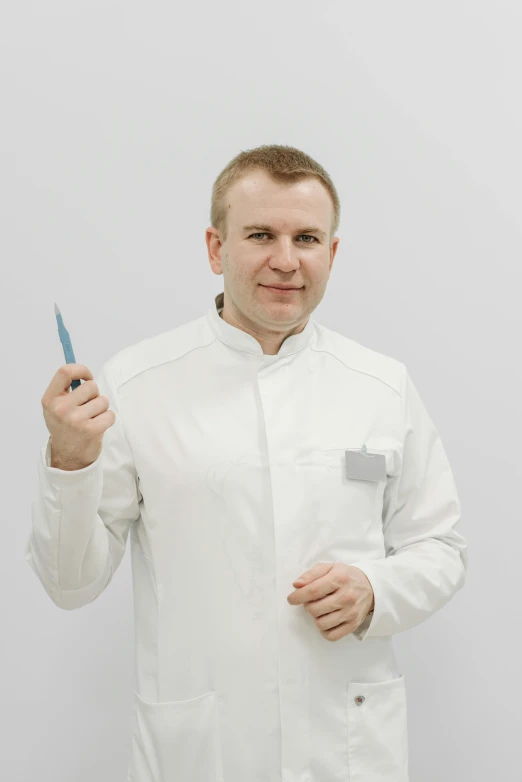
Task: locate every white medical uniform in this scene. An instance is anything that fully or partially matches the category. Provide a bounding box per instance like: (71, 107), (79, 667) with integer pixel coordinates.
(26, 291), (468, 782)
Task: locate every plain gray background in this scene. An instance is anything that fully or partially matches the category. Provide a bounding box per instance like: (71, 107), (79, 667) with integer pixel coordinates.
(3, 0), (520, 779)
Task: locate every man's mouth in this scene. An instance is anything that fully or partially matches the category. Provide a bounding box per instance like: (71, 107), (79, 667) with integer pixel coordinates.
(260, 285), (303, 293)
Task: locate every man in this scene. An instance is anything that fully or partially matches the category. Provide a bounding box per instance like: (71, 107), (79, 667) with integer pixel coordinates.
(27, 144), (468, 782)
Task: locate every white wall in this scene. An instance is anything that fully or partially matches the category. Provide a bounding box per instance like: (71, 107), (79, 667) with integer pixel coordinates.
(3, 0), (520, 779)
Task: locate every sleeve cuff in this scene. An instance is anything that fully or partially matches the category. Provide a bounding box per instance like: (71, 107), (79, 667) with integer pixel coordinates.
(351, 562), (381, 641)
(42, 436), (102, 477)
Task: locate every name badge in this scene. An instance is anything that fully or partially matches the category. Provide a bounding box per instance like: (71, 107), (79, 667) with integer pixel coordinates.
(345, 445), (387, 482)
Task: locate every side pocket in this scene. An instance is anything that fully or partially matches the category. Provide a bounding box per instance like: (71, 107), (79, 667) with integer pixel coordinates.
(347, 674), (409, 782)
(129, 689), (224, 782)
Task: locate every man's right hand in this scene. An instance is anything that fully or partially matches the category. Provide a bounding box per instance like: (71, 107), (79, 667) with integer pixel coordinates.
(41, 364), (116, 470)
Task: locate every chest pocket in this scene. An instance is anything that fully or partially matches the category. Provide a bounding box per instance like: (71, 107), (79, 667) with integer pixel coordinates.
(320, 447), (393, 529)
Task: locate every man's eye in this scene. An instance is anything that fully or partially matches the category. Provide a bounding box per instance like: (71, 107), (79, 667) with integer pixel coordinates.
(249, 233), (317, 242)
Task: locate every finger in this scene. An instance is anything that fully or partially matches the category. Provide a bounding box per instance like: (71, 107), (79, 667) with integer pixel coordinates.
(44, 364), (94, 399)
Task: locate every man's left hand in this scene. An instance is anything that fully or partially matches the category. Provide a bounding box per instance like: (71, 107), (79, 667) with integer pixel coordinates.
(287, 562), (375, 642)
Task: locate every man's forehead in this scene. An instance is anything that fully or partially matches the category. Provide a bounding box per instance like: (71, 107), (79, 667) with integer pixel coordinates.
(231, 171), (324, 200)
(228, 177), (330, 224)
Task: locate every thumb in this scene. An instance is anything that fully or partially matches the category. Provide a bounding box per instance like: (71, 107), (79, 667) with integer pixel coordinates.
(293, 562), (332, 586)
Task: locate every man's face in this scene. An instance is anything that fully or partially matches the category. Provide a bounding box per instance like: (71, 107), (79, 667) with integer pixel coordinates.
(206, 168), (340, 341)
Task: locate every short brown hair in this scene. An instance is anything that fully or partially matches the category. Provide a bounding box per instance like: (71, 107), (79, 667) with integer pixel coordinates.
(210, 144), (341, 244)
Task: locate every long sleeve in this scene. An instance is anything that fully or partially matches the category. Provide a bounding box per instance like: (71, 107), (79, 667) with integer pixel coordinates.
(25, 359), (142, 610)
(351, 363), (468, 641)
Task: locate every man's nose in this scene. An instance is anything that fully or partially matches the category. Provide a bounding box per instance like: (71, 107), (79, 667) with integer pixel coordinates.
(269, 240), (301, 270)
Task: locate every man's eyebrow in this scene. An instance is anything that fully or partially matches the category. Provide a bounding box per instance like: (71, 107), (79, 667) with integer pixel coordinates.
(242, 224), (326, 240)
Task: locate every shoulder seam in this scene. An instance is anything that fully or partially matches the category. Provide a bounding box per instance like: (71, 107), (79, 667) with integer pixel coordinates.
(311, 345), (403, 398)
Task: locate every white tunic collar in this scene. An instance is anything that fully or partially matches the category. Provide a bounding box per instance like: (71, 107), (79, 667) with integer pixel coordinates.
(206, 291), (316, 358)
